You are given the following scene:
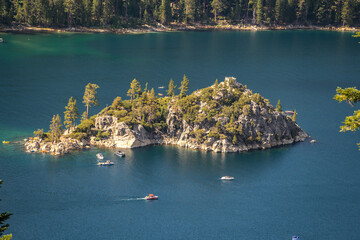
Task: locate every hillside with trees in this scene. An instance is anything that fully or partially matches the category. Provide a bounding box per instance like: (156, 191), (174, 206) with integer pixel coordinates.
(0, 0), (360, 28)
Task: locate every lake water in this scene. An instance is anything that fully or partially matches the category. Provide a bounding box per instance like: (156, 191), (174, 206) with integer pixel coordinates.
(0, 30), (359, 239)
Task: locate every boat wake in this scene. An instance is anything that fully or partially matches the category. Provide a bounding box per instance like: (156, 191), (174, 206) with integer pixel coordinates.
(118, 197), (146, 201)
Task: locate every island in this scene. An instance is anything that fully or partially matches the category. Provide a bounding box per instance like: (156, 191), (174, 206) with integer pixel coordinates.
(25, 77), (308, 155)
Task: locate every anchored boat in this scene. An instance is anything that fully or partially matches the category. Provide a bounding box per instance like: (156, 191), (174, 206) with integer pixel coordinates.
(96, 153), (104, 159)
(115, 151), (125, 157)
(97, 160), (114, 166)
(145, 194), (158, 200)
(221, 176), (234, 181)
(2, 140), (10, 144)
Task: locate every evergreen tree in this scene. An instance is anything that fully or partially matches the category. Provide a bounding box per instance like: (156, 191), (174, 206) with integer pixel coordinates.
(232, 135), (238, 144)
(185, 0), (195, 22)
(82, 83), (100, 119)
(102, 0), (114, 25)
(127, 78), (142, 102)
(111, 96), (123, 109)
(91, 0), (102, 24)
(0, 180), (12, 238)
(179, 74), (189, 98)
(341, 0), (351, 26)
(296, 0), (308, 23)
(275, 0), (281, 23)
(160, 0), (171, 24)
(256, 0), (263, 24)
(49, 114), (63, 142)
(276, 99), (282, 112)
(292, 109), (297, 121)
(64, 96), (79, 130)
(211, 0), (224, 22)
(167, 78), (176, 97)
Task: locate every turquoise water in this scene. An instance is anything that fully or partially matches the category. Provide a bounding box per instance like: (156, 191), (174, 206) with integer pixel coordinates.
(0, 31), (360, 239)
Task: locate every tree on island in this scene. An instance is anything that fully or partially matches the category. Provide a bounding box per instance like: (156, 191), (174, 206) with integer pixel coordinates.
(179, 75), (189, 98)
(0, 180), (12, 240)
(64, 96), (79, 130)
(275, 99), (282, 112)
(292, 109), (297, 122)
(127, 79), (142, 102)
(83, 83), (99, 119)
(50, 114), (63, 143)
(167, 79), (176, 97)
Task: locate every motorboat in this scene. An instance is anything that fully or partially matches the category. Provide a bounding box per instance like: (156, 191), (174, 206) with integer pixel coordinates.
(221, 176), (234, 181)
(2, 140), (10, 144)
(145, 194), (158, 200)
(285, 110), (294, 114)
(158, 86), (165, 89)
(97, 160), (114, 166)
(96, 153), (104, 159)
(115, 151), (125, 157)
(0, 38), (3, 43)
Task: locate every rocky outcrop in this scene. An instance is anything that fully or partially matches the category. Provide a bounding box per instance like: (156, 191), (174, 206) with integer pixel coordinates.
(25, 78), (308, 155)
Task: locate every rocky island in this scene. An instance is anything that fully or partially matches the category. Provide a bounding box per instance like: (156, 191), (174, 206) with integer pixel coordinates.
(25, 77), (308, 155)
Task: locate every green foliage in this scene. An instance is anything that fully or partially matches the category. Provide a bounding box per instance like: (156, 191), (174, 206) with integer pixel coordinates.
(292, 109), (297, 122)
(111, 97), (123, 109)
(0, 180), (12, 237)
(49, 114), (63, 143)
(95, 130), (110, 141)
(232, 135), (238, 145)
(243, 105), (251, 116)
(33, 129), (46, 139)
(3, 0), (360, 28)
(208, 130), (220, 139)
(0, 234), (12, 240)
(83, 83), (99, 119)
(276, 99), (282, 112)
(167, 79), (176, 97)
(179, 75), (189, 98)
(334, 86), (360, 149)
(64, 96), (79, 130)
(127, 78), (142, 102)
(160, 0), (171, 24)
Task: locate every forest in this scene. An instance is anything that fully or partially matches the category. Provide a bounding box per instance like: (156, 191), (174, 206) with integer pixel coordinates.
(0, 0), (359, 28)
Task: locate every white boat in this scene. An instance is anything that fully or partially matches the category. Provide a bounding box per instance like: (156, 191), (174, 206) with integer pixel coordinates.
(115, 151), (125, 157)
(0, 38), (3, 43)
(158, 86), (165, 89)
(97, 160), (114, 166)
(221, 176), (234, 181)
(96, 153), (104, 159)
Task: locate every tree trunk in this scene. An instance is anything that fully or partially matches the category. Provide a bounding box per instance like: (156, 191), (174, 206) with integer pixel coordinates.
(86, 104), (89, 119)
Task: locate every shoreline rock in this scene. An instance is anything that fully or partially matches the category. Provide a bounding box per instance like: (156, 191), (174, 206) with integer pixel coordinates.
(1, 23), (359, 35)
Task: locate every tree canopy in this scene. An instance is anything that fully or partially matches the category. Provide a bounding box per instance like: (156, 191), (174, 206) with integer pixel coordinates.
(1, 0), (359, 28)
(334, 87), (360, 149)
(83, 83), (99, 119)
(0, 180), (12, 239)
(64, 96), (79, 130)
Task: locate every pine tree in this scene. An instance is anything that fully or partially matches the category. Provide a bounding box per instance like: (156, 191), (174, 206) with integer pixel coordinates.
(91, 0), (102, 24)
(341, 0), (351, 26)
(179, 74), (189, 98)
(167, 78), (176, 97)
(49, 114), (63, 143)
(232, 135), (238, 145)
(0, 180), (12, 238)
(292, 109), (297, 121)
(275, 0), (281, 23)
(211, 0), (224, 22)
(160, 0), (171, 24)
(296, 0), (308, 23)
(256, 0), (263, 24)
(127, 78), (142, 102)
(82, 83), (100, 119)
(185, 0), (195, 22)
(101, 0), (114, 25)
(111, 96), (123, 109)
(64, 96), (79, 130)
(276, 99), (282, 112)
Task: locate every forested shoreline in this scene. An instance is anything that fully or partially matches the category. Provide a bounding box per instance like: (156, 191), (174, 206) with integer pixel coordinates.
(0, 0), (359, 29)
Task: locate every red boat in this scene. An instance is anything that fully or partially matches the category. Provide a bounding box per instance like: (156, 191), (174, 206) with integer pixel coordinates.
(145, 194), (158, 200)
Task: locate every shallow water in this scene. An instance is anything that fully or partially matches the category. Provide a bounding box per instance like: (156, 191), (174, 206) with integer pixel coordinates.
(0, 30), (359, 239)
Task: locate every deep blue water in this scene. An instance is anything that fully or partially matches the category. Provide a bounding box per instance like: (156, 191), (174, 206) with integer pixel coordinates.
(0, 30), (359, 239)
